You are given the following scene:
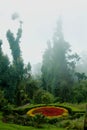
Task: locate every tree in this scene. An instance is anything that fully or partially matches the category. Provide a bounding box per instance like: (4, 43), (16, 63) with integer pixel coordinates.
(6, 22), (22, 64)
(72, 80), (87, 103)
(6, 22), (31, 105)
(26, 78), (39, 100)
(6, 22), (24, 80)
(0, 40), (10, 89)
(75, 72), (87, 82)
(76, 52), (87, 75)
(41, 40), (53, 92)
(41, 18), (79, 101)
(0, 40), (15, 103)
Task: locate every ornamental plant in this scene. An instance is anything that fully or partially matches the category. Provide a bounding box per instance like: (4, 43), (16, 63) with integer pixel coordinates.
(30, 114), (46, 128)
(33, 89), (54, 104)
(27, 106), (68, 118)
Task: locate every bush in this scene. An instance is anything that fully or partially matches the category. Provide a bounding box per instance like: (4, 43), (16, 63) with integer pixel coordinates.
(0, 90), (8, 110)
(2, 113), (31, 126)
(57, 120), (71, 128)
(33, 89), (54, 104)
(67, 118), (84, 130)
(48, 117), (59, 124)
(30, 113), (47, 128)
(2, 103), (15, 115)
(41, 92), (54, 104)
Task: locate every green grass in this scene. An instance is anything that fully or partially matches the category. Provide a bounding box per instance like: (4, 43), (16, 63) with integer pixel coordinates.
(54, 102), (86, 114)
(0, 121), (65, 130)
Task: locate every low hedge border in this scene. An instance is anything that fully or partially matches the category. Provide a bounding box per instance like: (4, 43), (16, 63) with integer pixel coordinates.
(11, 103), (85, 116)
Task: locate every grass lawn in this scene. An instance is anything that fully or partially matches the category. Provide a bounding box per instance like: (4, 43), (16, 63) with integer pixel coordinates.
(0, 121), (66, 130)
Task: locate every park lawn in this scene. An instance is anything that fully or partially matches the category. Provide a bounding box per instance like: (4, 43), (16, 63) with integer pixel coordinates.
(0, 121), (66, 130)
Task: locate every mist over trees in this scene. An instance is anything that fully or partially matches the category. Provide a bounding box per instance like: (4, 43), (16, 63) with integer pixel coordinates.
(0, 16), (87, 109)
(41, 19), (80, 102)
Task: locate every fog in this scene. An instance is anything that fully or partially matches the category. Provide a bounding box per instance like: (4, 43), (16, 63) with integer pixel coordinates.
(0, 0), (87, 65)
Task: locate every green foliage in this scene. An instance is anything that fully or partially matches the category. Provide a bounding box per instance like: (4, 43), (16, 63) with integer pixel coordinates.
(6, 27), (22, 62)
(72, 80), (87, 103)
(26, 78), (39, 100)
(75, 72), (87, 82)
(30, 114), (46, 128)
(0, 40), (10, 88)
(5, 22), (32, 105)
(0, 90), (8, 110)
(33, 89), (44, 104)
(1, 103), (86, 129)
(2, 109), (46, 127)
(54, 81), (73, 102)
(57, 120), (71, 128)
(66, 117), (84, 130)
(41, 91), (54, 104)
(0, 117), (66, 130)
(33, 89), (54, 104)
(2, 113), (31, 126)
(6, 25), (25, 81)
(41, 18), (79, 102)
(47, 117), (61, 124)
(0, 40), (17, 103)
(2, 103), (15, 117)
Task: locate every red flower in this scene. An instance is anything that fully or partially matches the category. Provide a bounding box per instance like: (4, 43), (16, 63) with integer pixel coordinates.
(27, 106), (68, 118)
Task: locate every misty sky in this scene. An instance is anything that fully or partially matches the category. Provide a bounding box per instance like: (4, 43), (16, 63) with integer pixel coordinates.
(0, 0), (87, 65)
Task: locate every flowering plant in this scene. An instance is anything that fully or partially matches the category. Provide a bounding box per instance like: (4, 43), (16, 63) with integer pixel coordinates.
(27, 106), (68, 118)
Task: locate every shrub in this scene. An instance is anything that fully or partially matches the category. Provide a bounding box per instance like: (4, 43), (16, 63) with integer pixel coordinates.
(2, 103), (15, 116)
(33, 89), (54, 104)
(0, 90), (8, 110)
(47, 117), (59, 124)
(30, 113), (47, 128)
(57, 120), (71, 128)
(2, 113), (31, 126)
(66, 117), (84, 130)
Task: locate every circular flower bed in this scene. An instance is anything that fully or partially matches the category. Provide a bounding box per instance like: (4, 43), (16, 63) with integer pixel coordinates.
(27, 106), (68, 118)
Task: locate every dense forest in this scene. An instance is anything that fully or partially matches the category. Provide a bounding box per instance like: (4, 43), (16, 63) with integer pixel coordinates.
(0, 17), (87, 130)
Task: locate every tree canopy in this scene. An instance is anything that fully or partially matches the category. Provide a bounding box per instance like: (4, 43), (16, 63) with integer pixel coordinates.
(41, 18), (80, 101)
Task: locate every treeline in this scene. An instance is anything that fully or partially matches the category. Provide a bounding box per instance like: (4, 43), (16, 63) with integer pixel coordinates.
(0, 19), (87, 109)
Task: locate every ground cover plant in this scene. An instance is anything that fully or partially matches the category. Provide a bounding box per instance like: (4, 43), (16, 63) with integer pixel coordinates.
(0, 103), (86, 129)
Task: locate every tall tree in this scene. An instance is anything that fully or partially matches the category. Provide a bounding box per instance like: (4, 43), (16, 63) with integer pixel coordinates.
(6, 22), (31, 105)
(41, 40), (53, 91)
(41, 18), (79, 101)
